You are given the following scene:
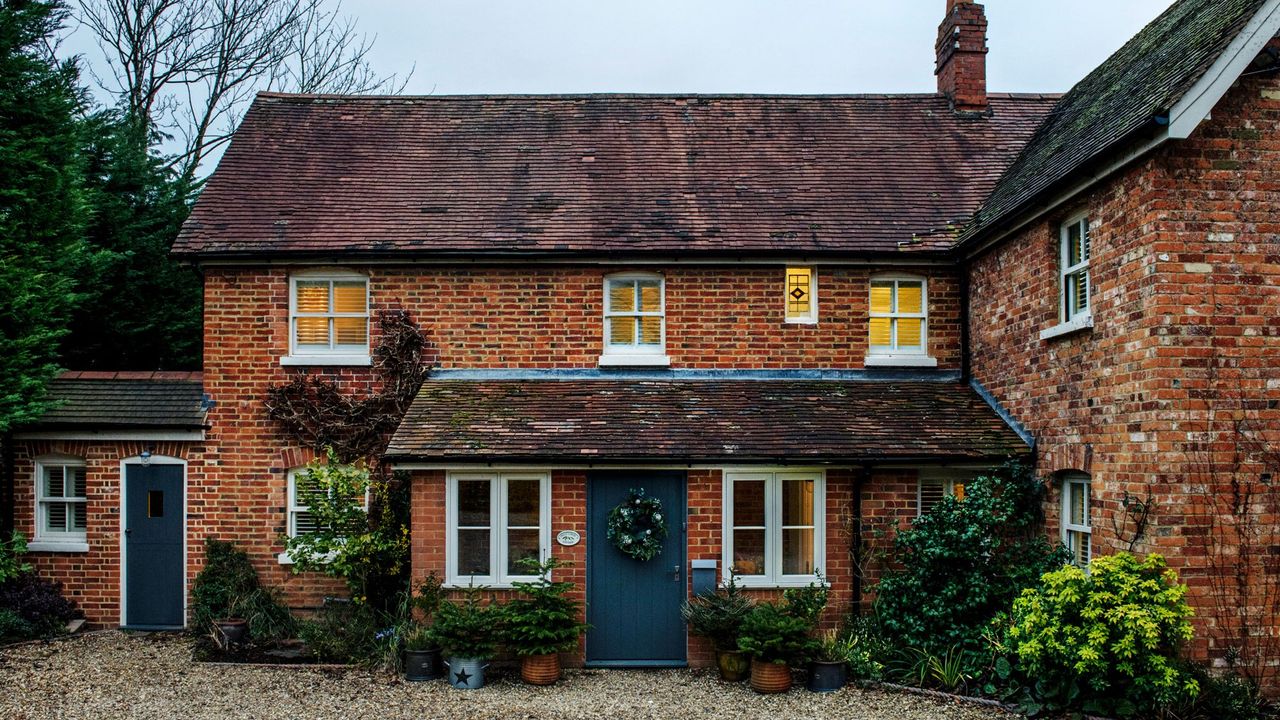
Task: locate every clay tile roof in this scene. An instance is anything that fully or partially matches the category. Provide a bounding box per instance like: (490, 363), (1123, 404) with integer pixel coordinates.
(961, 0), (1270, 245)
(385, 379), (1028, 463)
(174, 93), (1057, 259)
(22, 371), (209, 431)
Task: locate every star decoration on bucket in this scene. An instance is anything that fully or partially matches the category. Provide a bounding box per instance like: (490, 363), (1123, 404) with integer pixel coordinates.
(454, 668), (472, 685)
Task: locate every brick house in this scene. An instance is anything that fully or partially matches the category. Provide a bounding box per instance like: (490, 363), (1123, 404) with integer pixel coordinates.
(1, 0), (1276, 676)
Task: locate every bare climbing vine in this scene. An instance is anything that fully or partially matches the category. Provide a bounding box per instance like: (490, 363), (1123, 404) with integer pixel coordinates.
(264, 308), (429, 464)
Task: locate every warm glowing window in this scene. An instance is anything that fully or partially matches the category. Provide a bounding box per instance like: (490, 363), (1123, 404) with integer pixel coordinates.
(785, 267), (817, 323)
(724, 470), (825, 586)
(1061, 473), (1092, 567)
(603, 274), (665, 355)
(1060, 216), (1091, 321)
(290, 275), (369, 356)
(869, 277), (927, 354)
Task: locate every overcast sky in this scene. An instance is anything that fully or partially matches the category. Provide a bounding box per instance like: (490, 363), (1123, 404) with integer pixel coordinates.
(66, 0), (1177, 98)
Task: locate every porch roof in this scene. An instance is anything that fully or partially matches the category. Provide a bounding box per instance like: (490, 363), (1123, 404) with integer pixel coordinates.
(20, 371), (209, 431)
(385, 379), (1029, 464)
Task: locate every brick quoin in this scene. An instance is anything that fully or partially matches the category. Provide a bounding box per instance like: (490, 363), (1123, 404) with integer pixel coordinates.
(968, 73), (1280, 680)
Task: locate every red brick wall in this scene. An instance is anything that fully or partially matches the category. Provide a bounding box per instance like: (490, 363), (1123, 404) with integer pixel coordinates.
(409, 466), (924, 667)
(967, 74), (1280, 684)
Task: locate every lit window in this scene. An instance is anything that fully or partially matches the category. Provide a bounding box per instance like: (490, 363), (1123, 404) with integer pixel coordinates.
(448, 472), (550, 585)
(1061, 473), (1092, 567)
(601, 274), (667, 365)
(869, 277), (928, 356)
(1060, 216), (1091, 321)
(36, 461), (87, 543)
(785, 267), (817, 323)
(917, 473), (972, 516)
(724, 470), (825, 586)
(289, 274), (369, 359)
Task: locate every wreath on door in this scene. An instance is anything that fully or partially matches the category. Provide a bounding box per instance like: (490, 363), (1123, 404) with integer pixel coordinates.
(606, 488), (669, 561)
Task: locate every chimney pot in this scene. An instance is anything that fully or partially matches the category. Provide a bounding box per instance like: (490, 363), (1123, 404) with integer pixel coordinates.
(936, 0), (989, 114)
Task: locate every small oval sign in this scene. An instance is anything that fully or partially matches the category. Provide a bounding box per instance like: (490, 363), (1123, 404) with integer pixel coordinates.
(556, 530), (581, 547)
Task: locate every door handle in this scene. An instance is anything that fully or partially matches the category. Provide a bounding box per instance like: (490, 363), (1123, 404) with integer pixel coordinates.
(125, 529), (132, 536)
(672, 564), (681, 582)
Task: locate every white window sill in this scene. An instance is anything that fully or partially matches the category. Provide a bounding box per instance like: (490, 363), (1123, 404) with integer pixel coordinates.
(1040, 314), (1094, 341)
(597, 353), (671, 368)
(784, 317), (818, 325)
(280, 354), (371, 367)
(277, 550), (337, 566)
(28, 541), (89, 553)
(728, 577), (830, 589)
(444, 579), (539, 590)
(864, 354), (938, 368)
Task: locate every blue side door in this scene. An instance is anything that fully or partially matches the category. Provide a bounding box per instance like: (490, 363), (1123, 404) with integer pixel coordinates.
(124, 463), (185, 629)
(586, 471), (687, 666)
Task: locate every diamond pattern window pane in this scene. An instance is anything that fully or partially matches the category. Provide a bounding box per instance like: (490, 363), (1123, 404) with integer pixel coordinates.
(786, 268), (813, 317)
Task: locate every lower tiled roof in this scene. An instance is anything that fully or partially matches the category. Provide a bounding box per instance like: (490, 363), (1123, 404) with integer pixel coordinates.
(24, 372), (209, 431)
(386, 379), (1028, 463)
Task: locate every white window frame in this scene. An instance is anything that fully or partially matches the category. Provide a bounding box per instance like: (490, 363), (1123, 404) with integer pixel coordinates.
(31, 457), (88, 552)
(1061, 473), (1092, 568)
(599, 272), (670, 367)
(1060, 214), (1091, 323)
(916, 469), (980, 517)
(722, 469), (826, 587)
(784, 266), (818, 324)
(278, 468), (369, 565)
(866, 273), (936, 367)
(446, 471), (552, 587)
(283, 271), (371, 366)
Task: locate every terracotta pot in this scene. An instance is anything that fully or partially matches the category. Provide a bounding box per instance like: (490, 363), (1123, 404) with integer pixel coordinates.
(715, 648), (750, 682)
(521, 653), (561, 685)
(749, 658), (793, 694)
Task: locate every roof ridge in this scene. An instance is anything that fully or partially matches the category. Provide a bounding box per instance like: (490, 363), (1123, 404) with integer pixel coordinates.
(58, 370), (203, 382)
(253, 90), (1060, 103)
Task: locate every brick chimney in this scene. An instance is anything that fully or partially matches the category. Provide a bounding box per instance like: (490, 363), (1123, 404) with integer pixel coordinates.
(935, 0), (989, 114)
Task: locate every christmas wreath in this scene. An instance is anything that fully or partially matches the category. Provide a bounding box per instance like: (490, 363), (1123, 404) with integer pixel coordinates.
(606, 488), (669, 561)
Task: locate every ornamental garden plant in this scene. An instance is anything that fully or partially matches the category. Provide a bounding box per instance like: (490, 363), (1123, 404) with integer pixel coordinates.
(681, 571), (755, 680)
(737, 575), (828, 694)
(500, 557), (589, 685)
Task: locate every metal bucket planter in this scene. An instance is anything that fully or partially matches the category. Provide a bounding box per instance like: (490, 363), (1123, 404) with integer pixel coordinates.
(404, 648), (443, 681)
(444, 657), (488, 689)
(806, 661), (847, 692)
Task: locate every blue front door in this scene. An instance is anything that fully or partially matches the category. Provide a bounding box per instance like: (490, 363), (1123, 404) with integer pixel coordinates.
(124, 463), (184, 629)
(586, 471), (687, 666)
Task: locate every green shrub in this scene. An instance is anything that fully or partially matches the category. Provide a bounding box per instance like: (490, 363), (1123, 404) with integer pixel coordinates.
(501, 557), (588, 657)
(0, 532), (32, 584)
(0, 572), (80, 639)
(428, 583), (497, 660)
(738, 575), (828, 666)
(875, 464), (1067, 662)
(839, 615), (891, 681)
(0, 607), (31, 640)
(299, 598), (381, 663)
(1007, 552), (1199, 717)
(283, 449), (410, 611)
(191, 539), (295, 643)
(1185, 670), (1263, 720)
(681, 571), (754, 651)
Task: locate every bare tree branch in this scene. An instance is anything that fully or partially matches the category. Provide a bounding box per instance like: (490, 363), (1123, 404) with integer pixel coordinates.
(74, 0), (410, 182)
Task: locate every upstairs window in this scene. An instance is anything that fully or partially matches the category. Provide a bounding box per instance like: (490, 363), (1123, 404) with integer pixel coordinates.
(288, 274), (369, 363)
(601, 273), (668, 365)
(36, 460), (87, 543)
(785, 267), (817, 323)
(1060, 216), (1091, 322)
(1061, 473), (1092, 567)
(868, 275), (932, 365)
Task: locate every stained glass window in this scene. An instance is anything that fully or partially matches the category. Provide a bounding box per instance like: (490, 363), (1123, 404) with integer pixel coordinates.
(785, 267), (816, 322)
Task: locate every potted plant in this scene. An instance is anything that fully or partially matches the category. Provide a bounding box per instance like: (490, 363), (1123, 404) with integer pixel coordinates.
(501, 557), (589, 685)
(807, 629), (852, 692)
(402, 573), (445, 681)
(737, 575), (828, 694)
(681, 571), (754, 681)
(427, 583), (496, 689)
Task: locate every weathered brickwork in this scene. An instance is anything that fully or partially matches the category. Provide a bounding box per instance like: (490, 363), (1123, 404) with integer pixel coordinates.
(968, 74), (1280, 678)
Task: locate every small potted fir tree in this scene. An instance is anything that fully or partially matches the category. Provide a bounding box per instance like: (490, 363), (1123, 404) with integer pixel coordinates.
(737, 575), (827, 694)
(501, 557), (588, 685)
(681, 571), (754, 681)
(428, 584), (497, 689)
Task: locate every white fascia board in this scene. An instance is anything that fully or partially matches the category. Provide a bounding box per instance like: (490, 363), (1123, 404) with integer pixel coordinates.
(1166, 0), (1280, 139)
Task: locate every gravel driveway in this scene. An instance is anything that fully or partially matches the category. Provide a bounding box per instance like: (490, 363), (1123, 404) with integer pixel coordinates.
(0, 632), (1012, 720)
